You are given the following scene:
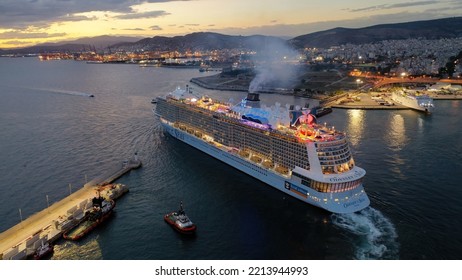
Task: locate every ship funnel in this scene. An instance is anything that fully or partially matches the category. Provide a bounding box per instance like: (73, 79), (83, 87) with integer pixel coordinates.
(289, 104), (303, 127)
(245, 92), (260, 108)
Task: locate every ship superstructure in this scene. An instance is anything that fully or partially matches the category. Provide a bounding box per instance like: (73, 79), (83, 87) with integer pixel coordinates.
(392, 90), (434, 113)
(155, 85), (369, 213)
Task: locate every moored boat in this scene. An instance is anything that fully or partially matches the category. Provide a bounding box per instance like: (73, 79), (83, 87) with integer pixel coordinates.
(33, 241), (54, 260)
(391, 90), (434, 113)
(164, 202), (196, 234)
(314, 106), (333, 118)
(63, 196), (115, 241)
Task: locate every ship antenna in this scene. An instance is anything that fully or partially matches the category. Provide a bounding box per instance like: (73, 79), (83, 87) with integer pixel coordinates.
(179, 201), (185, 215)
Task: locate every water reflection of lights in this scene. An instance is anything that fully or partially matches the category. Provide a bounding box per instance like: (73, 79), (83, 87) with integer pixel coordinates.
(417, 116), (424, 133)
(386, 113), (408, 151)
(346, 109), (364, 147)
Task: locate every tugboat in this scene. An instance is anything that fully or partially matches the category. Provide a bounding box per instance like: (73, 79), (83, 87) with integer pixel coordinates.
(164, 201), (196, 234)
(63, 195), (115, 241)
(33, 241), (54, 260)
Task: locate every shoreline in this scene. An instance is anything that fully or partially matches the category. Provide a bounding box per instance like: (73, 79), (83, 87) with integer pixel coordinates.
(191, 75), (462, 110)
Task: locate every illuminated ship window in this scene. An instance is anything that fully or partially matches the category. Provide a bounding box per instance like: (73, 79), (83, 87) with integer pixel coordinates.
(309, 179), (363, 193)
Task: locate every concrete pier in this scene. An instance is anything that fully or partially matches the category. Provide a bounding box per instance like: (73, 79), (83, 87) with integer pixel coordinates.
(0, 156), (141, 260)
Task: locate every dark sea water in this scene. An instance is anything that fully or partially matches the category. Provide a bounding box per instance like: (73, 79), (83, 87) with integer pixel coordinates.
(1, 58), (461, 260)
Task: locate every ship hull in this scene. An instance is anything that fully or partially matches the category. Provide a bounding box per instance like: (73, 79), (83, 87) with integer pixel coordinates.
(164, 212), (197, 234)
(63, 201), (115, 241)
(161, 121), (369, 214)
(392, 92), (434, 113)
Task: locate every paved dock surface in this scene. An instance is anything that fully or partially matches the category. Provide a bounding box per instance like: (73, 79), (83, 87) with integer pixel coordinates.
(0, 158), (141, 259)
(0, 185), (97, 257)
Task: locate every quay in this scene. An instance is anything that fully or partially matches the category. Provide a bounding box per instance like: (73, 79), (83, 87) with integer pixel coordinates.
(0, 155), (141, 260)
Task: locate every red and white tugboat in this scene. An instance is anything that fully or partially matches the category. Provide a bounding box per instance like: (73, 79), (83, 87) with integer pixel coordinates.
(164, 201), (196, 234)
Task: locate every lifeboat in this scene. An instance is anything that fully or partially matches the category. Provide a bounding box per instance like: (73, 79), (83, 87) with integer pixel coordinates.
(262, 160), (274, 169)
(275, 165), (289, 175)
(238, 150), (250, 158)
(250, 155), (262, 163)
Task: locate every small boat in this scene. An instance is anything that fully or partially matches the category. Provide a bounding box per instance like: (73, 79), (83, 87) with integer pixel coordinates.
(151, 98), (158, 104)
(33, 241), (54, 260)
(164, 202), (196, 234)
(63, 196), (115, 241)
(312, 106), (333, 118)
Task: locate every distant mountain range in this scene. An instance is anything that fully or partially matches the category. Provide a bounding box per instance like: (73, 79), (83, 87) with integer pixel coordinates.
(2, 17), (462, 55)
(38, 35), (144, 49)
(110, 32), (288, 52)
(290, 17), (462, 48)
(0, 35), (143, 55)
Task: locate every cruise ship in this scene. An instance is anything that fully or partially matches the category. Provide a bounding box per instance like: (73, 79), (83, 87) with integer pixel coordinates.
(391, 90), (434, 113)
(154, 85), (370, 213)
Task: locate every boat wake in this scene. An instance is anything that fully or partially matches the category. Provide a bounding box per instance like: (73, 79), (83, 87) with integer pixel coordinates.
(34, 87), (94, 97)
(331, 207), (399, 259)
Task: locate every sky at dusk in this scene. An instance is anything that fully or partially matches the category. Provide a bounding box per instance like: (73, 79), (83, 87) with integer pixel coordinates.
(1, 0), (462, 48)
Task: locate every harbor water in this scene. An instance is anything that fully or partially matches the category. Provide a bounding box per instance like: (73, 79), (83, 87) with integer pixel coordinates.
(0, 58), (461, 259)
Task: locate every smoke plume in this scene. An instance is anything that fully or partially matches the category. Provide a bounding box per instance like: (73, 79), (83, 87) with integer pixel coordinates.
(248, 39), (300, 93)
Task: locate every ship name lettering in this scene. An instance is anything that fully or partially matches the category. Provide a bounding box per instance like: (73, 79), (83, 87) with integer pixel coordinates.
(343, 197), (365, 208)
(329, 170), (364, 182)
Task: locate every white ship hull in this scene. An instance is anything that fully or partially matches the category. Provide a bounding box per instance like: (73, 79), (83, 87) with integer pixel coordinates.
(392, 92), (434, 113)
(161, 121), (369, 214)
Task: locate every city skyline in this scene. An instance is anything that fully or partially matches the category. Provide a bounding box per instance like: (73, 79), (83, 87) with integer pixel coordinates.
(1, 0), (462, 49)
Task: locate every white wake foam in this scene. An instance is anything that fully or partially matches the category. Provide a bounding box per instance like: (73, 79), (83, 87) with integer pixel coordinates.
(331, 207), (399, 259)
(34, 87), (94, 97)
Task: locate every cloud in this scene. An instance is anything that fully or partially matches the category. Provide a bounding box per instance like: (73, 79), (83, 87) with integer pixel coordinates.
(58, 14), (97, 22)
(150, 25), (163, 30)
(350, 1), (440, 12)
(114, 10), (170, 20)
(208, 12), (462, 38)
(123, 28), (145, 31)
(0, 0), (182, 29)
